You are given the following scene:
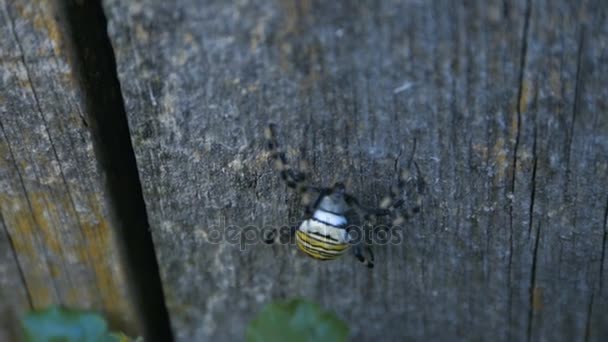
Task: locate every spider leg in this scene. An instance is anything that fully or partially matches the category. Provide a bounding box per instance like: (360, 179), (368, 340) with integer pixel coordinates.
(265, 124), (331, 235)
(263, 225), (297, 245)
(301, 187), (331, 217)
(262, 187), (329, 245)
(378, 161), (425, 226)
(346, 210), (375, 268)
(343, 192), (384, 269)
(344, 194), (390, 219)
(265, 124), (316, 194)
(344, 194), (396, 232)
(365, 244), (375, 265)
(402, 161), (425, 220)
(345, 161), (424, 227)
(353, 238), (374, 268)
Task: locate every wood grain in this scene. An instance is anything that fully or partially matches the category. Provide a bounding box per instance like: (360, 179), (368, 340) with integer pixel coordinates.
(101, 0), (608, 340)
(0, 0), (138, 336)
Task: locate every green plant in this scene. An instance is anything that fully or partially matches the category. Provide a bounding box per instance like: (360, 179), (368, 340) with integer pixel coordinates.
(21, 306), (139, 342)
(247, 299), (349, 342)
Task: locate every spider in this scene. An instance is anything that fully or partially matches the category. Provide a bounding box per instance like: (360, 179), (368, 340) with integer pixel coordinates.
(263, 124), (423, 268)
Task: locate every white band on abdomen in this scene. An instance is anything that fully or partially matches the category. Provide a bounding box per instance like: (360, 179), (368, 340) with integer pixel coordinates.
(313, 210), (347, 227)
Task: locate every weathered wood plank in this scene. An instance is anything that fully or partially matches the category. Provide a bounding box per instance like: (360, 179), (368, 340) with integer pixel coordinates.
(0, 0), (139, 336)
(104, 0), (608, 340)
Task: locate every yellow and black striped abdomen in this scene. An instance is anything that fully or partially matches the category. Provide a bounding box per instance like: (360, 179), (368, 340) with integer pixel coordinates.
(295, 214), (351, 260)
(295, 230), (350, 260)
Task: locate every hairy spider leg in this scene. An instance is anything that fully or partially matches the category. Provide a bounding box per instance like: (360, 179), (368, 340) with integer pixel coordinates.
(379, 161), (424, 226)
(264, 124), (330, 244)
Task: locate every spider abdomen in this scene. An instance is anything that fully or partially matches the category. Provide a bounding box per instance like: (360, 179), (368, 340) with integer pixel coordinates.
(295, 209), (351, 260)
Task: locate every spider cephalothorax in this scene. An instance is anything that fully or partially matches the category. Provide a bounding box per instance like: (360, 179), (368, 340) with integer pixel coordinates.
(263, 124), (423, 268)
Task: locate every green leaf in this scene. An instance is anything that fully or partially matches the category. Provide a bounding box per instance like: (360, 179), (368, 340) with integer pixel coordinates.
(247, 299), (349, 342)
(21, 306), (130, 342)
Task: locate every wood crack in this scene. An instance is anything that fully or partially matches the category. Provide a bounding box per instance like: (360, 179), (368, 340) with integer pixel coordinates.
(28, 5), (101, 285)
(600, 195), (608, 293)
(508, 0), (532, 335)
(584, 293), (594, 342)
(2, 4), (63, 305)
(0, 116), (62, 304)
(60, 1), (173, 339)
(526, 221), (541, 342)
(0, 209), (33, 308)
(528, 126), (538, 238)
(565, 27), (585, 189)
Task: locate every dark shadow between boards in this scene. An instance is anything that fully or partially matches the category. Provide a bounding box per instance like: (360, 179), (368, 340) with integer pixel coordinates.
(59, 1), (173, 341)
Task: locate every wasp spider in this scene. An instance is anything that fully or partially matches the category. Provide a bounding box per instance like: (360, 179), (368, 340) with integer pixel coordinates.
(263, 124), (423, 268)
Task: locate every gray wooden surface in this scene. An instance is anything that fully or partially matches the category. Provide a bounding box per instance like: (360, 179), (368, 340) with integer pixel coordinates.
(92, 0), (608, 340)
(103, 0), (608, 340)
(0, 0), (138, 337)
